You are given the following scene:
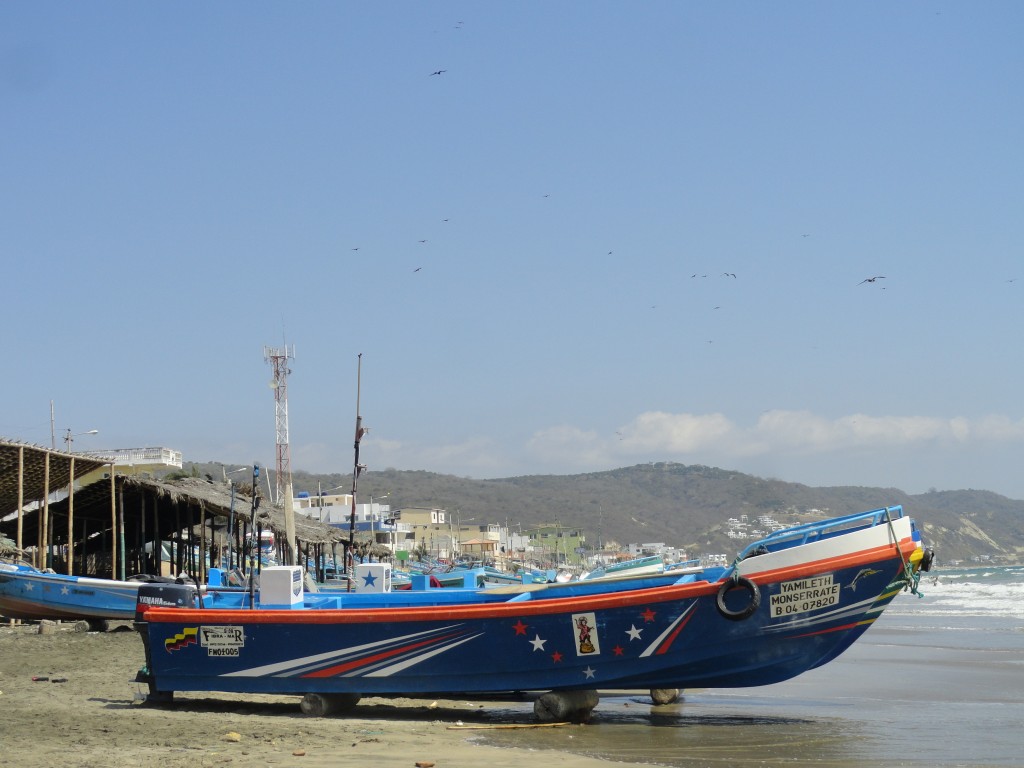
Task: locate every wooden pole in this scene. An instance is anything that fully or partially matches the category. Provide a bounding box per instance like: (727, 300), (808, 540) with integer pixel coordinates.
(118, 484), (126, 580)
(42, 452), (51, 569)
(67, 456), (75, 575)
(153, 495), (160, 575)
(174, 505), (181, 576)
(109, 471), (117, 579)
(140, 494), (146, 575)
(199, 502), (207, 584)
(16, 446), (24, 556)
(347, 353), (366, 590)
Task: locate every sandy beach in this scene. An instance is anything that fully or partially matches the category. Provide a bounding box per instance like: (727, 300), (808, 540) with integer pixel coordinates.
(5, 573), (1022, 768)
(0, 621), (614, 768)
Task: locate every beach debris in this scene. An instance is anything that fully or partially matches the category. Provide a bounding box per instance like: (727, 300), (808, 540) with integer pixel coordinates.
(31, 676), (49, 682)
(37, 620), (57, 635)
(292, 749), (306, 756)
(650, 688), (680, 705)
(223, 732), (242, 743)
(415, 762), (435, 768)
(534, 689), (599, 723)
(299, 691), (361, 717)
(51, 677), (68, 683)
(446, 722), (571, 730)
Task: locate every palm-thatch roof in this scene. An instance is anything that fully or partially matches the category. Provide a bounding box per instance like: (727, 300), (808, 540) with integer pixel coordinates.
(0, 439), (346, 579)
(0, 439), (110, 518)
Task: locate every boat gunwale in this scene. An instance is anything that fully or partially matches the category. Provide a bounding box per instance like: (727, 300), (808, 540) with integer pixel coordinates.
(140, 535), (918, 626)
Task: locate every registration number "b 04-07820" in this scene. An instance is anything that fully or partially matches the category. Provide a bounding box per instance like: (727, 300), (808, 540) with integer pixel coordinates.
(769, 574), (841, 617)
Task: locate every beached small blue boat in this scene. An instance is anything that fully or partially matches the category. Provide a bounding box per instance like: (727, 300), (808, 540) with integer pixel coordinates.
(134, 505), (931, 716)
(581, 553), (668, 580)
(0, 560), (144, 623)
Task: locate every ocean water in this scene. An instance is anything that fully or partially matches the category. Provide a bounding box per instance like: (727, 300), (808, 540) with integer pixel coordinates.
(480, 566), (1024, 767)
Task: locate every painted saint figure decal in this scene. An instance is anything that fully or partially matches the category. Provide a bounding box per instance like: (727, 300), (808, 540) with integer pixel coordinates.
(572, 612), (600, 655)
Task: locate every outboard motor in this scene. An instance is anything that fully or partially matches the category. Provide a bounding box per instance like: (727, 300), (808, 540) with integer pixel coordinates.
(134, 582), (197, 622)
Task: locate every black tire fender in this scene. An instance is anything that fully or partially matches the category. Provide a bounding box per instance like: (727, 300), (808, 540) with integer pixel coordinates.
(920, 548), (935, 572)
(716, 575), (760, 621)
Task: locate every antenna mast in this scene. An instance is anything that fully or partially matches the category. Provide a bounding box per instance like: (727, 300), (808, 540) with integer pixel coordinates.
(264, 343), (297, 565)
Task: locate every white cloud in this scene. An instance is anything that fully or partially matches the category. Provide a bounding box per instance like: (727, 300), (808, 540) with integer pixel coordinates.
(526, 410), (1024, 470)
(617, 412), (736, 452)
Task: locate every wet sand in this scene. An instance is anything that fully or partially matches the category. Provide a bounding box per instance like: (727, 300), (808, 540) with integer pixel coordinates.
(0, 621), (612, 768)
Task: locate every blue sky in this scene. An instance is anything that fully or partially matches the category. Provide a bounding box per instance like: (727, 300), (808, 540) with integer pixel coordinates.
(3, 2), (1023, 499)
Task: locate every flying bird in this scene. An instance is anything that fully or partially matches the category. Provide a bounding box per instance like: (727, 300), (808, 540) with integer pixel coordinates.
(418, 239), (428, 243)
(430, 70), (447, 76)
(413, 267), (422, 272)
(858, 276), (886, 285)
(723, 272), (736, 278)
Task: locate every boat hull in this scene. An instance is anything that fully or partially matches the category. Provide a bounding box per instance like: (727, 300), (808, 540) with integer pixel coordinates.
(139, 515), (921, 697)
(0, 562), (142, 621)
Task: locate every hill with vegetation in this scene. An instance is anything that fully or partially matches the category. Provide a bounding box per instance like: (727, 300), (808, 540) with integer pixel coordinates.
(181, 461), (1024, 565)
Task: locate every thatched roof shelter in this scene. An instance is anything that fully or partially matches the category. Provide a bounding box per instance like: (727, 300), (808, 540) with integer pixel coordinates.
(0, 439), (111, 520)
(0, 439), (345, 580)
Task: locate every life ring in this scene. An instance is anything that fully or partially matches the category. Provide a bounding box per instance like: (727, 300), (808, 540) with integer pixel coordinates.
(716, 575), (760, 621)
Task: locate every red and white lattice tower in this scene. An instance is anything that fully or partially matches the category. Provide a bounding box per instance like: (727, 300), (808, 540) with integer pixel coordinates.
(264, 344), (297, 563)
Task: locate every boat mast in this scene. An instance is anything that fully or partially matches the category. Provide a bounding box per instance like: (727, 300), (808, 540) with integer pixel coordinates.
(347, 354), (368, 590)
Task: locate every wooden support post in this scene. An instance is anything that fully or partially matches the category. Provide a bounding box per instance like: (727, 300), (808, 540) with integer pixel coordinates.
(42, 452), (51, 569)
(118, 484), (126, 580)
(16, 446), (24, 556)
(199, 502), (207, 584)
(139, 494), (146, 576)
(152, 495), (160, 575)
(109, 471), (117, 579)
(174, 505), (181, 576)
(67, 456), (75, 575)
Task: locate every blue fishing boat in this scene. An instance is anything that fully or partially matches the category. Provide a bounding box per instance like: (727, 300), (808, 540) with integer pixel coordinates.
(134, 505), (932, 717)
(0, 560), (145, 624)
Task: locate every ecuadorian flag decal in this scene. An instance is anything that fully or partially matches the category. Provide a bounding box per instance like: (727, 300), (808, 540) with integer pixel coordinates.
(165, 627), (199, 653)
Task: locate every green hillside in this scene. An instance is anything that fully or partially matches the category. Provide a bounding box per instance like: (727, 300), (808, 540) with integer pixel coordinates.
(183, 461), (1024, 565)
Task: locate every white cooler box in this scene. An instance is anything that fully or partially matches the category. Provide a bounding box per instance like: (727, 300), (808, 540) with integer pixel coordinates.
(260, 565), (304, 608)
(354, 563), (392, 593)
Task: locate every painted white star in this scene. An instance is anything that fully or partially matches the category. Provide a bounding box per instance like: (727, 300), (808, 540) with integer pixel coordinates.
(24, 582), (33, 591)
(61, 586), (70, 595)
(530, 634), (547, 651)
(626, 624), (642, 641)
(583, 666), (596, 679)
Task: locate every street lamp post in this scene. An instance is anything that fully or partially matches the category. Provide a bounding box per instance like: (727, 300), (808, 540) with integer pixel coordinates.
(63, 428), (99, 451)
(455, 514), (476, 558)
(370, 492), (391, 541)
(316, 483), (347, 524)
